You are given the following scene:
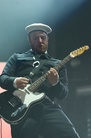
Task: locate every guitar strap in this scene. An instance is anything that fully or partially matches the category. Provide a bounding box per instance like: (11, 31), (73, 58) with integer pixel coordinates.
(29, 59), (48, 78)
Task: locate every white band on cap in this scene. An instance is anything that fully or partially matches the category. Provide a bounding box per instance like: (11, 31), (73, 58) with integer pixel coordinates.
(25, 23), (52, 34)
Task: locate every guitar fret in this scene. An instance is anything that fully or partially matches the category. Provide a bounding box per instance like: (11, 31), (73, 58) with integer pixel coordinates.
(28, 73), (47, 92)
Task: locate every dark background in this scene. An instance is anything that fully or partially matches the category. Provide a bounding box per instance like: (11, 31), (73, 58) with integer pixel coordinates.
(0, 0), (91, 137)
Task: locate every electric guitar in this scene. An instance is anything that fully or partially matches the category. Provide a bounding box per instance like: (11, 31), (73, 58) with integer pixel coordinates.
(0, 45), (89, 125)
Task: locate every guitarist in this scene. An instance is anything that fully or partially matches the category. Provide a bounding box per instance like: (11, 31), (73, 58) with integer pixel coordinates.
(0, 23), (80, 138)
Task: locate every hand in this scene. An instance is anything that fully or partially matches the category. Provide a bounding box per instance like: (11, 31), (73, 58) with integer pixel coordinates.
(14, 77), (30, 89)
(47, 68), (59, 85)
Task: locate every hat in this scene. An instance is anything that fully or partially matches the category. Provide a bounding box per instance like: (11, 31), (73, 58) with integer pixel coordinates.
(25, 23), (52, 34)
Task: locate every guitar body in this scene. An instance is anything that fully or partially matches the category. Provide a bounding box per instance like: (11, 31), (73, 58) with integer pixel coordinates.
(0, 90), (45, 125)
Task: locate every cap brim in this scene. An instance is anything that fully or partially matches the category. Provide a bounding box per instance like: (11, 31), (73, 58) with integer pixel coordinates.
(25, 23), (52, 34)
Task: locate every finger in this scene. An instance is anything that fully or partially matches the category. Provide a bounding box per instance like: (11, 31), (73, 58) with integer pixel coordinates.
(20, 78), (29, 84)
(50, 70), (57, 75)
(21, 77), (30, 81)
(21, 80), (29, 84)
(20, 83), (28, 89)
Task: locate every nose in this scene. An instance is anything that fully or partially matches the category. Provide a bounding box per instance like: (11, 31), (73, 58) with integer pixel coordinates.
(38, 37), (42, 43)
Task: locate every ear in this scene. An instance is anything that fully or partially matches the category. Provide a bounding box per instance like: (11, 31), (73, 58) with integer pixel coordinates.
(27, 36), (31, 46)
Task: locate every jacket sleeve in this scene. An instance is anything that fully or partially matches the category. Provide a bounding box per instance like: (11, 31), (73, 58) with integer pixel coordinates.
(0, 53), (17, 91)
(39, 65), (69, 100)
(51, 66), (69, 100)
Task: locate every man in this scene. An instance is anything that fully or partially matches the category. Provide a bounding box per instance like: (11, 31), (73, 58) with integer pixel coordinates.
(0, 23), (80, 138)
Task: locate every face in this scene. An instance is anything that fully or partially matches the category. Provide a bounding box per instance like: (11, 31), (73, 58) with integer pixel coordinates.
(29, 31), (49, 53)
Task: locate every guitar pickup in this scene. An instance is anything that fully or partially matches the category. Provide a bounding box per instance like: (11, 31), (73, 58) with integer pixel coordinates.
(8, 96), (22, 107)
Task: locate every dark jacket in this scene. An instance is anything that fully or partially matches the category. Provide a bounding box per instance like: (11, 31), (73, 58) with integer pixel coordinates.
(0, 49), (68, 101)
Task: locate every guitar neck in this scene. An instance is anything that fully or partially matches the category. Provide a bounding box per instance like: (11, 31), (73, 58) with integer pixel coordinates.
(54, 55), (71, 71)
(28, 55), (72, 92)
